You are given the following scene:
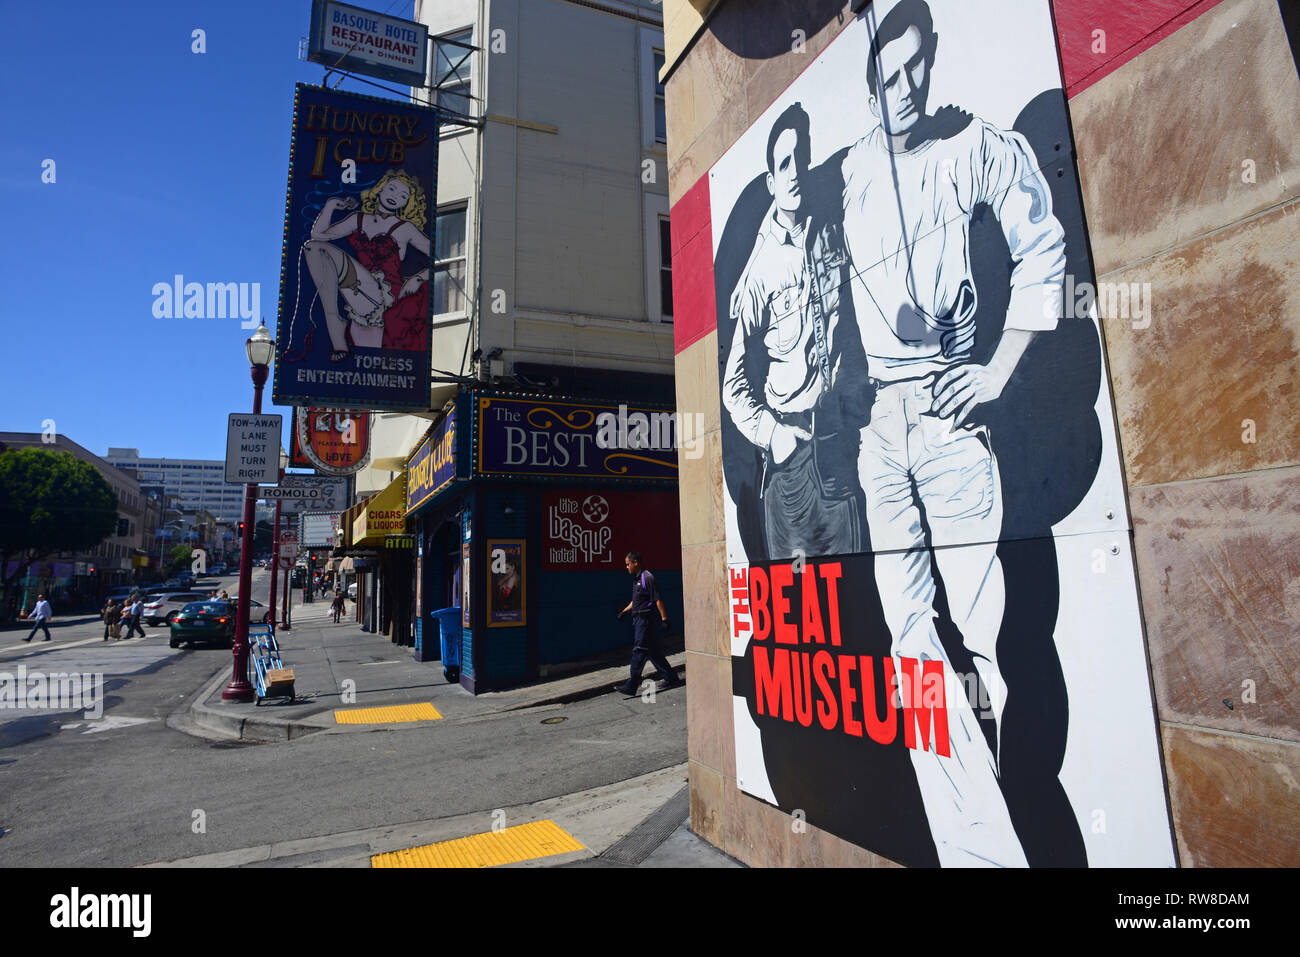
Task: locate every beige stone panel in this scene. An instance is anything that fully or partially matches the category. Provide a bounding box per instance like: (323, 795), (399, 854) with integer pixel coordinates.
(723, 776), (790, 867)
(689, 758), (725, 849)
(1133, 469), (1300, 742)
(716, 643), (736, 779)
(1163, 724), (1300, 867)
(664, 50), (698, 172)
(689, 26), (749, 156)
(677, 444), (712, 546)
(664, 0), (724, 78)
(708, 429), (727, 543)
(1072, 0), (1300, 274)
(674, 332), (721, 436)
(686, 650), (726, 772)
(669, 92), (750, 204)
(681, 543), (717, 655)
(713, 539), (731, 659)
(1100, 201), (1300, 488)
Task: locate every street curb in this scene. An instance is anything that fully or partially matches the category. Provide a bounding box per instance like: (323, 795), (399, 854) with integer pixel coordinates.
(187, 667), (326, 742)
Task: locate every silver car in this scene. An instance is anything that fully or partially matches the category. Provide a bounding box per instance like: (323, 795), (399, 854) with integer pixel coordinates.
(143, 592), (212, 626)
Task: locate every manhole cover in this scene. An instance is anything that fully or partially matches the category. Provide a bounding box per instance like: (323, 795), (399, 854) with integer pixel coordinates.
(540, 716), (567, 725)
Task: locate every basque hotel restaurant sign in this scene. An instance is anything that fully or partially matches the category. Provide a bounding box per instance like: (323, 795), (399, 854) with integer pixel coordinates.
(307, 0), (429, 88)
(406, 403), (461, 514)
(272, 83), (438, 412)
(475, 395), (679, 482)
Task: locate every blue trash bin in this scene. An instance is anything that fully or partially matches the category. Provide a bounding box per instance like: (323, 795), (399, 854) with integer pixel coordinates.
(431, 607), (462, 683)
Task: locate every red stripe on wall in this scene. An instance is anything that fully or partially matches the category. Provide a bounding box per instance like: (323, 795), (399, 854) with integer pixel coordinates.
(670, 176), (716, 355)
(1053, 0), (1231, 97)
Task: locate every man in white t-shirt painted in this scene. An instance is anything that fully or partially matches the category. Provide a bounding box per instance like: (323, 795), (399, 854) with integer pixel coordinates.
(841, 0), (1066, 867)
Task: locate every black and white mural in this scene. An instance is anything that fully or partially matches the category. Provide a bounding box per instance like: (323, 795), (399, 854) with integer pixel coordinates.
(713, 0), (1174, 867)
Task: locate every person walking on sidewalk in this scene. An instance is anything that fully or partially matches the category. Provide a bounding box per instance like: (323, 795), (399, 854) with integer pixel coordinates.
(22, 594), (53, 642)
(331, 589), (345, 623)
(122, 595), (146, 639)
(101, 598), (120, 641)
(613, 552), (681, 696)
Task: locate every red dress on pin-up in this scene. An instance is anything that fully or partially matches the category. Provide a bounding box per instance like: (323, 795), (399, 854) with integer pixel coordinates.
(348, 212), (429, 351)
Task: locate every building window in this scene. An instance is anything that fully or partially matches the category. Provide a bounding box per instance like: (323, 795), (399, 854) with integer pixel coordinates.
(639, 29), (668, 151)
(433, 29), (474, 123)
(658, 216), (673, 319)
(642, 193), (671, 323)
(653, 50), (666, 144)
(433, 204), (468, 316)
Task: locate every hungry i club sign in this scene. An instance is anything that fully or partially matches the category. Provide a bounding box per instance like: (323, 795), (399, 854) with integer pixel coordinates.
(273, 83), (439, 411)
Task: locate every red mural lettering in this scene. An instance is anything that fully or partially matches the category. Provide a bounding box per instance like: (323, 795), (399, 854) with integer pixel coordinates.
(819, 562), (843, 646)
(899, 657), (950, 757)
(749, 566), (770, 642)
(770, 563), (797, 645)
(791, 650), (813, 727)
(861, 655), (897, 746)
(753, 646), (792, 721)
(801, 568), (825, 644)
(839, 655), (863, 738)
(813, 650), (838, 731)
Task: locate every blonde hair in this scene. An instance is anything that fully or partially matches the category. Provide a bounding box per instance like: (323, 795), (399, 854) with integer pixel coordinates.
(360, 169), (428, 231)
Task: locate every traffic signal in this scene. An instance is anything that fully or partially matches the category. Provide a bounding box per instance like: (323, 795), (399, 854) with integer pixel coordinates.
(238, 522), (246, 535)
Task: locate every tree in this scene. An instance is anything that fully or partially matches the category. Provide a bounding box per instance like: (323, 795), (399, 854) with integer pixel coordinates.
(166, 544), (192, 577)
(0, 447), (118, 594)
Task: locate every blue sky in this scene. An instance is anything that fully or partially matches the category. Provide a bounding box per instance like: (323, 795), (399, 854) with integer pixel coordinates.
(1, 0), (415, 461)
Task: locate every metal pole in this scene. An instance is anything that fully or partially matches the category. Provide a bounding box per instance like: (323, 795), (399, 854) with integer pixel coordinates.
(222, 364), (266, 703)
(269, 480), (282, 630)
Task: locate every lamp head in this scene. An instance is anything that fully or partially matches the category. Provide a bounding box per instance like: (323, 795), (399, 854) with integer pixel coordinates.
(245, 321), (276, 369)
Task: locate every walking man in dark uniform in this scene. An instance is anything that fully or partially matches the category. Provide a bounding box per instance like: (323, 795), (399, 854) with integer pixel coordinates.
(613, 552), (681, 696)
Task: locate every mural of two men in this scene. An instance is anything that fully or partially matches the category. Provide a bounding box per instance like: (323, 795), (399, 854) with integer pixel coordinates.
(718, 0), (1110, 866)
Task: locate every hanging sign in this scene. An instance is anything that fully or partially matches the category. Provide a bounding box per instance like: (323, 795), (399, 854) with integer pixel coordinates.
(297, 408), (372, 475)
(272, 83), (439, 411)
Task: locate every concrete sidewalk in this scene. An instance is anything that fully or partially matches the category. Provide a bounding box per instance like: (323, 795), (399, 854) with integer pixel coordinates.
(187, 597), (685, 741)
(181, 598), (734, 868)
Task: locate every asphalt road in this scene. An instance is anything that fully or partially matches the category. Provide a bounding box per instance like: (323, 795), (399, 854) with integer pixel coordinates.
(0, 569), (687, 866)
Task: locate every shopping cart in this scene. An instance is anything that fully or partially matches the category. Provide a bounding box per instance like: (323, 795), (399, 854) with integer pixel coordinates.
(247, 623), (295, 703)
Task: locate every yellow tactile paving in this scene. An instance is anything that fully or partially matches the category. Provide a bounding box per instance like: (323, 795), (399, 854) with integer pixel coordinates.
(371, 819), (586, 868)
(333, 702), (442, 724)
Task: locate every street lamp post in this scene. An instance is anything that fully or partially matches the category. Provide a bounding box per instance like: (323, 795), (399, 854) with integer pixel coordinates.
(268, 447), (288, 629)
(223, 322), (275, 703)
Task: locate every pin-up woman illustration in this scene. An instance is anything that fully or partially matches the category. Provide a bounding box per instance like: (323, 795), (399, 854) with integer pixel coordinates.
(300, 169), (431, 360)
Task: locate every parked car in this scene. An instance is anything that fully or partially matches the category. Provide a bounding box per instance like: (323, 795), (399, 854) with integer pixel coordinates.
(347, 582), (357, 601)
(229, 596), (272, 624)
(169, 601), (235, 649)
(143, 592), (212, 626)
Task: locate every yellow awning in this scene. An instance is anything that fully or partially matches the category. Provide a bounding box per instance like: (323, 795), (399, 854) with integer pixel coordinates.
(352, 472), (407, 545)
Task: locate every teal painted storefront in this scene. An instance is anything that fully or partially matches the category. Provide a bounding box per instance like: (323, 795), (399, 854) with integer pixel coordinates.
(407, 387), (682, 694)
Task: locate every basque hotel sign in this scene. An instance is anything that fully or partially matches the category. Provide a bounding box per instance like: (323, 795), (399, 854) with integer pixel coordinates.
(475, 395), (679, 482)
(272, 83), (439, 411)
(406, 404), (460, 514)
(307, 0), (429, 88)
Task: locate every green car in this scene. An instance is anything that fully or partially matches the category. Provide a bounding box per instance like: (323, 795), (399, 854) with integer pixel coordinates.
(169, 601), (235, 649)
